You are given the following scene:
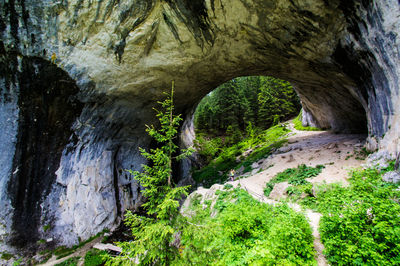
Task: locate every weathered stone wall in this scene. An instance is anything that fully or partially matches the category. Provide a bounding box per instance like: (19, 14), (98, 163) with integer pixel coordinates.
(1, 0), (399, 251)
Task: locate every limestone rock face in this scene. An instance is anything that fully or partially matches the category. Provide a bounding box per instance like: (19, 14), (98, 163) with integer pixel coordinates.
(1, 0), (400, 250)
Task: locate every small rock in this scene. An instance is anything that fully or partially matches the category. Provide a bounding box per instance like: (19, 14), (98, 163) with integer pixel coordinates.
(251, 168), (259, 176)
(46, 238), (53, 243)
(366, 151), (393, 169)
(277, 146), (292, 153)
(242, 149), (253, 158)
(93, 243), (122, 253)
(327, 143), (335, 149)
(300, 192), (308, 199)
(251, 162), (259, 169)
(287, 154), (295, 162)
(236, 166), (245, 175)
(269, 182), (290, 200)
(382, 171), (400, 184)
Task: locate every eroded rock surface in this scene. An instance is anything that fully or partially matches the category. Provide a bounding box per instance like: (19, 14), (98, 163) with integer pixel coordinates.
(1, 0), (400, 251)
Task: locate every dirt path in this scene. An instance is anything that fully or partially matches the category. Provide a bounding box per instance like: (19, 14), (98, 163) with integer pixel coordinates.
(40, 237), (102, 266)
(202, 123), (367, 266)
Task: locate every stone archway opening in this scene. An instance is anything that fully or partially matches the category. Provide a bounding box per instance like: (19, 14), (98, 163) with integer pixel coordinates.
(2, 0), (399, 253)
(179, 74), (369, 186)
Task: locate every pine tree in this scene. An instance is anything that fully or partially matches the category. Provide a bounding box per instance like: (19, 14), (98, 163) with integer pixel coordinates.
(106, 83), (192, 265)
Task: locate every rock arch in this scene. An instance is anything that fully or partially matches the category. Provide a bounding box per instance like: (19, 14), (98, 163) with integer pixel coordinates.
(0, 0), (399, 250)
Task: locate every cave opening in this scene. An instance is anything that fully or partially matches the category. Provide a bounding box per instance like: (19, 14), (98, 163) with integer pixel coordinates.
(180, 74), (369, 188)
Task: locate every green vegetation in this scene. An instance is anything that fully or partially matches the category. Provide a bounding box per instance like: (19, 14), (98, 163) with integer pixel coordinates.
(194, 76), (300, 135)
(12, 259), (22, 266)
(1, 252), (13, 260)
(292, 162), (400, 265)
(52, 231), (104, 259)
(180, 188), (316, 265)
(293, 110), (321, 131)
(84, 249), (107, 266)
(192, 76), (303, 187)
(105, 85), (192, 265)
(193, 124), (290, 187)
(43, 224), (51, 232)
(264, 164), (325, 197)
(55, 256), (80, 266)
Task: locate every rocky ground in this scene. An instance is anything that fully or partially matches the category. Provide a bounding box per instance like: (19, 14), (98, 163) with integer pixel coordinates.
(186, 123), (368, 266)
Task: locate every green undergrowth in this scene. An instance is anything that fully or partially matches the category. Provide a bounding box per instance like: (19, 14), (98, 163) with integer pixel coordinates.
(180, 187), (316, 265)
(264, 164), (325, 197)
(295, 161), (400, 265)
(37, 230), (107, 261)
(54, 256), (80, 266)
(84, 249), (107, 266)
(193, 124), (290, 187)
(1, 252), (13, 260)
(293, 111), (321, 131)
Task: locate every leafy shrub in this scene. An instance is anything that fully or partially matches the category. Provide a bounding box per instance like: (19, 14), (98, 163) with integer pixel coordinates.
(293, 110), (321, 131)
(55, 256), (80, 266)
(84, 249), (107, 266)
(1, 253), (13, 260)
(193, 134), (223, 164)
(312, 165), (400, 265)
(264, 164), (324, 196)
(223, 183), (233, 190)
(194, 124), (290, 187)
(179, 188), (315, 265)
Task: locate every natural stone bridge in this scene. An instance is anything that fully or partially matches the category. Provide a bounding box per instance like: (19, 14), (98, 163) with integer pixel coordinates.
(0, 0), (399, 252)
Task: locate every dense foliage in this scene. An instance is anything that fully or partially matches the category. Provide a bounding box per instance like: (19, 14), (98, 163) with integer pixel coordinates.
(84, 249), (107, 266)
(179, 187), (316, 265)
(194, 76), (300, 135)
(264, 164), (325, 197)
(310, 164), (400, 265)
(193, 124), (290, 187)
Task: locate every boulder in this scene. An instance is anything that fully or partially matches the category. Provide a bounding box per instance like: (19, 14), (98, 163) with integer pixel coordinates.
(382, 171), (400, 184)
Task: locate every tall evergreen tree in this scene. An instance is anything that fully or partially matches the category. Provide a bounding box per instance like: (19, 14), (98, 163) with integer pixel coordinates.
(194, 76), (300, 136)
(106, 84), (192, 265)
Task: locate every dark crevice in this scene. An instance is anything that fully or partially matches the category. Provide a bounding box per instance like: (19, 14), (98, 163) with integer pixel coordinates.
(7, 56), (83, 248)
(164, 0), (215, 48)
(113, 147), (122, 217)
(163, 11), (182, 43)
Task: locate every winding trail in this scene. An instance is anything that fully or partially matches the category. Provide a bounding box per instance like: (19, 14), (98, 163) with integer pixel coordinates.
(190, 122), (367, 265)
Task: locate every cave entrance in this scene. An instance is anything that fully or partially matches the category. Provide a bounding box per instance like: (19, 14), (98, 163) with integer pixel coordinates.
(184, 75), (368, 188)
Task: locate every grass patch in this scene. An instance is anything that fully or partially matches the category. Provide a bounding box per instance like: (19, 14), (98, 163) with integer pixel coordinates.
(84, 249), (107, 266)
(193, 124), (290, 187)
(297, 161), (400, 265)
(43, 224), (51, 232)
(264, 164), (324, 197)
(55, 256), (80, 266)
(1, 252), (13, 260)
(293, 110), (321, 131)
(54, 231), (104, 259)
(180, 188), (316, 265)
